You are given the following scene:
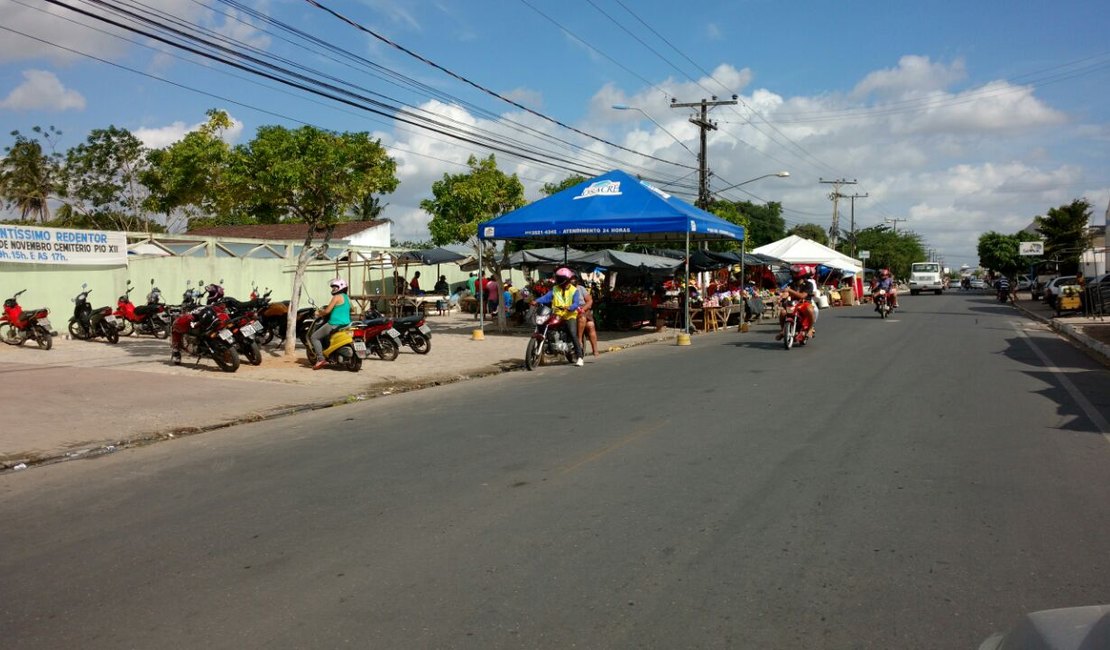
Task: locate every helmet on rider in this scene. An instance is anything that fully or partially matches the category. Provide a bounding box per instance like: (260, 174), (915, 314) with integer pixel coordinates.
(791, 264), (814, 279)
(554, 267), (575, 286)
(329, 278), (348, 294)
(880, 268), (892, 278)
(204, 283), (224, 303)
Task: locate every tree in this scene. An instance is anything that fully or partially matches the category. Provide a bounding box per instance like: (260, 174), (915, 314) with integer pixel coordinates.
(706, 200), (750, 251)
(541, 174), (587, 196)
(1036, 199), (1092, 274)
(788, 222), (828, 245)
(0, 126), (63, 223)
(976, 231), (1028, 275)
(142, 109), (238, 232)
(349, 194), (388, 221)
(735, 200), (786, 248)
(421, 154), (525, 330)
(853, 225), (926, 279)
(58, 125), (151, 231)
(233, 125), (399, 356)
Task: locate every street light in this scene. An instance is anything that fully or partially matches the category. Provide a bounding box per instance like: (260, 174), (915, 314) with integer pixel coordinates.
(713, 171), (790, 194)
(611, 104), (697, 158)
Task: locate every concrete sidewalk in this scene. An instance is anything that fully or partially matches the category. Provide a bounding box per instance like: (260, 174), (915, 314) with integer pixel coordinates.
(1008, 290), (1110, 364)
(0, 310), (696, 468)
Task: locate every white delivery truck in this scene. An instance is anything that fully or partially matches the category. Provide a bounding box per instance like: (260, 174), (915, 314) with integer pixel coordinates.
(909, 262), (944, 295)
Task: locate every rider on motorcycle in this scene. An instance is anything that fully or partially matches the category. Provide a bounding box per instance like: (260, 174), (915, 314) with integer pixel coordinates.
(873, 268), (898, 309)
(776, 265), (817, 341)
(311, 278), (352, 370)
(533, 267), (584, 367)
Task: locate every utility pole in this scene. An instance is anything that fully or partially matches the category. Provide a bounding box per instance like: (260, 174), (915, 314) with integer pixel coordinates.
(884, 217), (907, 233)
(819, 178), (857, 248)
(843, 192), (868, 259)
(671, 96), (738, 210)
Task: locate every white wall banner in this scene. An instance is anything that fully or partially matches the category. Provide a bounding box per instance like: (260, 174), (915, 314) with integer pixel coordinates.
(0, 225), (128, 266)
(1019, 241), (1044, 256)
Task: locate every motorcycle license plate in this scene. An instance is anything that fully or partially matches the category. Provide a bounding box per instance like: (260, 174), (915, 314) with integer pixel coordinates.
(418, 324), (431, 335)
(239, 323), (255, 336)
(104, 315), (117, 323)
(353, 341), (367, 357)
(250, 320), (262, 332)
(38, 319), (51, 330)
(387, 328), (401, 339)
(218, 329), (233, 342)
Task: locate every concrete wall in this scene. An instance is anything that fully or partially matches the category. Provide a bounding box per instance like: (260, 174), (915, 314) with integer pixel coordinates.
(1, 254), (527, 324)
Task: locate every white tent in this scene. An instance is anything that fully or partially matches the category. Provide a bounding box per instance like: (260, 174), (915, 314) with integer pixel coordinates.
(751, 235), (863, 273)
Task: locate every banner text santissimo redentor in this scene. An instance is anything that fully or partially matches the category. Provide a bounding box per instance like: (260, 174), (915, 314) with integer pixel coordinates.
(0, 225), (128, 266)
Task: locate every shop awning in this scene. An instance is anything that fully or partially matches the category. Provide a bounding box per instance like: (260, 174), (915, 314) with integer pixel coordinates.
(569, 249), (683, 272)
(395, 245), (471, 265)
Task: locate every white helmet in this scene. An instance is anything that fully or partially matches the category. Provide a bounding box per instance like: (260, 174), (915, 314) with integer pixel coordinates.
(329, 278), (348, 294)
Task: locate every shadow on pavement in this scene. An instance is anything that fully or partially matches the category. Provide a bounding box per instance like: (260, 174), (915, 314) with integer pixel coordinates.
(1001, 334), (1109, 435)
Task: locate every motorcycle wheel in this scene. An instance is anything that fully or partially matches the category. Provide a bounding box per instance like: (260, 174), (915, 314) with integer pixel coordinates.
(153, 319), (170, 340)
(880, 305), (887, 319)
(213, 345), (240, 373)
(524, 338), (542, 371)
(0, 323), (18, 345)
(245, 341), (263, 366)
(409, 332), (431, 354)
(103, 322), (119, 344)
(118, 320), (135, 337)
(346, 350), (362, 372)
(257, 326), (274, 346)
(784, 321), (795, 350)
(69, 320), (90, 340)
(34, 326), (53, 350)
(376, 336), (399, 361)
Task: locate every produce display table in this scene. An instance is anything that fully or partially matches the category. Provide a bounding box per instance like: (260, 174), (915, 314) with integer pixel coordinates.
(597, 303), (654, 331)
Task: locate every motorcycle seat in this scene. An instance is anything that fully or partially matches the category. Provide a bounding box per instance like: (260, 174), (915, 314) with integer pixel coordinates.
(393, 315), (423, 326)
(361, 317), (390, 327)
(134, 304), (160, 316)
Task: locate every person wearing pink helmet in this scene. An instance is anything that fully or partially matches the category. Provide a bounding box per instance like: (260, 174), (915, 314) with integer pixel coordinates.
(532, 267), (585, 366)
(310, 278), (352, 369)
(776, 265), (817, 341)
(875, 267), (898, 309)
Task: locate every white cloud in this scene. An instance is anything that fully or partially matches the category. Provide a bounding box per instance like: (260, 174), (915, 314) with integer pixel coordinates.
(706, 23), (722, 41)
(134, 112), (244, 149)
(358, 0), (421, 31)
(853, 55), (967, 98)
(502, 87), (544, 110)
(0, 69), (85, 111)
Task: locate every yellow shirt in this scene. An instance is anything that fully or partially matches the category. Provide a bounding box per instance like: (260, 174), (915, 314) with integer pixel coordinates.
(551, 285), (579, 319)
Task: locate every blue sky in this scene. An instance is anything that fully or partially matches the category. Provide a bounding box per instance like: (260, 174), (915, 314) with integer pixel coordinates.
(2, 0), (1108, 267)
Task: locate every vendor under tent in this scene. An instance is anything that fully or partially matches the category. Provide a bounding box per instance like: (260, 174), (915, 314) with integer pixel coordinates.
(751, 234), (864, 299)
(477, 169), (744, 335)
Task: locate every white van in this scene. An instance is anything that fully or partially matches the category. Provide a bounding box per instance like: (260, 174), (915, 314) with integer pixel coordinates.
(909, 262), (944, 295)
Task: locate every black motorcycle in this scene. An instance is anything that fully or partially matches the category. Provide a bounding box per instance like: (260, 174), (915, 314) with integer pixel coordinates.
(68, 285), (119, 344)
(177, 305), (240, 372)
(365, 308), (431, 354)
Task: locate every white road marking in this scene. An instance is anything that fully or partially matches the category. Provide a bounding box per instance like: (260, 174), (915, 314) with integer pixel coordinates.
(1013, 323), (1110, 441)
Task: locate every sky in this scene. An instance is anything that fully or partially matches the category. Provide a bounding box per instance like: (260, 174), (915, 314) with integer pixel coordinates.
(2, 0), (1109, 268)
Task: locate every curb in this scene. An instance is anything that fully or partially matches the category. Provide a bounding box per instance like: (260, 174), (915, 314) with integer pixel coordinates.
(1013, 302), (1110, 367)
(2, 331), (677, 474)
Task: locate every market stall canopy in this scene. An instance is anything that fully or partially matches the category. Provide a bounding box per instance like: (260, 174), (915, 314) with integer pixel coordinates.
(751, 235), (862, 273)
(648, 248), (783, 268)
(395, 244), (472, 265)
(478, 169), (745, 244)
(570, 249), (683, 272)
(507, 246), (584, 268)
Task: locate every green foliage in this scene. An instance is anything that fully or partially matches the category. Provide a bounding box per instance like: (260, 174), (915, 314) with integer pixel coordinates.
(142, 110), (237, 231)
(350, 194), (387, 220)
(59, 125), (151, 231)
(853, 225), (926, 278)
(1035, 199), (1091, 274)
(0, 126), (63, 223)
(788, 222), (828, 245)
(733, 200), (785, 247)
(391, 239), (433, 249)
(976, 231), (1029, 274)
(706, 201), (750, 251)
(541, 174), (588, 196)
(421, 154), (525, 246)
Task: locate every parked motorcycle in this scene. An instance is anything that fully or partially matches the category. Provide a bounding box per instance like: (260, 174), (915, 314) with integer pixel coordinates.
(115, 280), (170, 338)
(365, 308), (431, 354)
(0, 289), (54, 349)
(216, 297), (266, 366)
(303, 315), (362, 371)
(524, 304), (578, 370)
(781, 297), (814, 350)
(354, 313), (402, 361)
(873, 289), (892, 319)
(177, 305), (240, 372)
(68, 285), (119, 343)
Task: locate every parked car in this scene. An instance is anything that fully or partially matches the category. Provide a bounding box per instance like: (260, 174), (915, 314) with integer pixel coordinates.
(1031, 272), (1059, 300)
(969, 278), (986, 290)
(1043, 275), (1077, 309)
(1017, 275), (1032, 291)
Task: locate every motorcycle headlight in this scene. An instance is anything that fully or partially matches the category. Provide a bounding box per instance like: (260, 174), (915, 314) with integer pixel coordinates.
(533, 312), (548, 326)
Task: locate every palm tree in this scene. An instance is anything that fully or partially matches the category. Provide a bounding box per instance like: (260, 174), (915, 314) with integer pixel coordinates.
(1, 131), (61, 223)
(349, 193), (387, 220)
(1036, 199), (1092, 273)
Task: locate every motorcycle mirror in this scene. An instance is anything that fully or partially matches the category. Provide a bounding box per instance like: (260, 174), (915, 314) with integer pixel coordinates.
(150, 278), (155, 285)
(82, 282), (88, 289)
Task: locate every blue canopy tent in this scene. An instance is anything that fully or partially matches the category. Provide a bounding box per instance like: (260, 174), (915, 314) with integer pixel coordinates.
(477, 169), (744, 334)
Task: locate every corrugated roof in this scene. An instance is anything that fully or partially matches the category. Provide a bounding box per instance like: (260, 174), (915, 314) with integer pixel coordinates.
(186, 220), (388, 241)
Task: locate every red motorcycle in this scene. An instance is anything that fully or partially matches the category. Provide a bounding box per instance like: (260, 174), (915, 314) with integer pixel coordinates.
(873, 289), (892, 319)
(781, 297), (814, 350)
(115, 280), (170, 338)
(1, 289), (54, 349)
(524, 304), (578, 370)
(352, 313), (402, 361)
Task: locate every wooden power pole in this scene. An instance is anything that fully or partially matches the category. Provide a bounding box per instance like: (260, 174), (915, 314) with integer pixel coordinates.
(671, 96), (738, 209)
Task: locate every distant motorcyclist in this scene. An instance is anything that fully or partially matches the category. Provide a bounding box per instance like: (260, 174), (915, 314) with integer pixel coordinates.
(310, 279), (352, 370)
(533, 267), (584, 366)
(873, 268), (898, 309)
(994, 274), (1011, 303)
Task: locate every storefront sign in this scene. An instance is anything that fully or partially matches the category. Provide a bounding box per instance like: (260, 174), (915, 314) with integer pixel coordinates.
(859, 250), (870, 259)
(1019, 241), (1044, 256)
(0, 225), (128, 265)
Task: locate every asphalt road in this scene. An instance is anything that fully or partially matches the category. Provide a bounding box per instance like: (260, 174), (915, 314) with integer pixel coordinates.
(2, 293), (1108, 649)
